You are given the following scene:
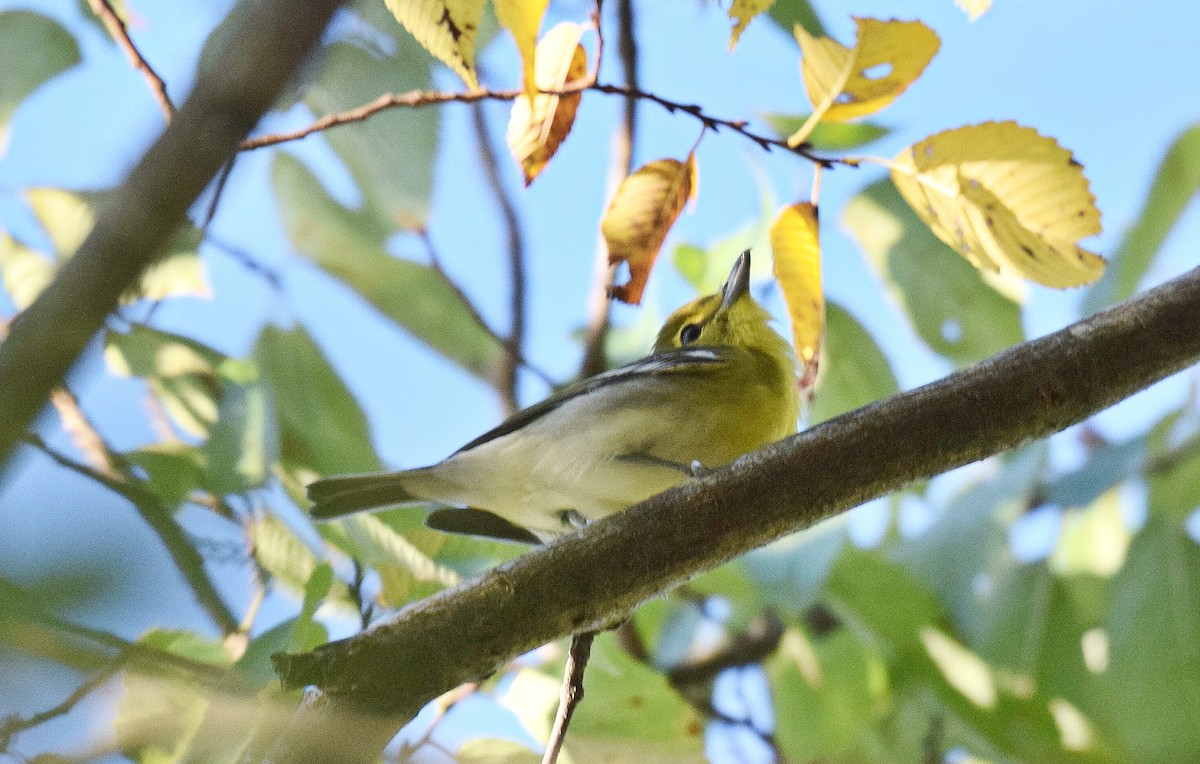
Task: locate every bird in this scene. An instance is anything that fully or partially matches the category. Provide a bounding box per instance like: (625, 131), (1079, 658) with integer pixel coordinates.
(307, 250), (799, 543)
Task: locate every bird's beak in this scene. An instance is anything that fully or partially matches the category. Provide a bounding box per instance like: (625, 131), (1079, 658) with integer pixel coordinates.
(719, 250), (752, 311)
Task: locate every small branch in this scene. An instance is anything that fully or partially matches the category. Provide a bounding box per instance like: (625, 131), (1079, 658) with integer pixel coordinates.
(0, 663), (120, 750)
(579, 0), (636, 378)
(419, 230), (555, 388)
(25, 436), (241, 636)
(201, 157), (237, 233)
(667, 609), (784, 688)
(237, 80), (833, 167)
(350, 559), (375, 631)
(469, 95), (526, 415)
(87, 0), (175, 122)
(542, 631), (596, 764)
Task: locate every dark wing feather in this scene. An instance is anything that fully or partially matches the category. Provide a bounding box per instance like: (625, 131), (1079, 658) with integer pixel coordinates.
(454, 348), (728, 454)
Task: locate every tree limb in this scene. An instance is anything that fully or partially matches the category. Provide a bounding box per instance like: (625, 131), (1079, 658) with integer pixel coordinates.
(0, 0), (347, 472)
(271, 265), (1200, 755)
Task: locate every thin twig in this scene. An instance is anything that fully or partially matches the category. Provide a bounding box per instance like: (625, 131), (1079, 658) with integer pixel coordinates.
(237, 78), (833, 167)
(350, 560), (375, 631)
(0, 663), (121, 750)
(542, 631), (596, 764)
(202, 157), (237, 233)
(469, 93), (526, 415)
(24, 436), (241, 636)
(418, 230), (556, 388)
(204, 235), (283, 289)
(579, 0), (637, 378)
(87, 0), (175, 122)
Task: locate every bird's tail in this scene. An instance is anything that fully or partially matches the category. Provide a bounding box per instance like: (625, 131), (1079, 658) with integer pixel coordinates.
(307, 470), (431, 520)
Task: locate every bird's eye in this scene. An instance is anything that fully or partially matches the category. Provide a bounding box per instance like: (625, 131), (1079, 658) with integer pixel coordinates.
(679, 323), (702, 345)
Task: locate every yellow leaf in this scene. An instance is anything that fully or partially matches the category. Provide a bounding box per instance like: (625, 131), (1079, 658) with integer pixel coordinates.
(601, 153), (696, 305)
(789, 18), (939, 147)
(891, 121), (1105, 287)
(728, 0), (776, 50)
(770, 202), (823, 385)
(506, 22), (587, 185)
(955, 0), (992, 21)
(384, 0), (483, 89)
(494, 0), (550, 100)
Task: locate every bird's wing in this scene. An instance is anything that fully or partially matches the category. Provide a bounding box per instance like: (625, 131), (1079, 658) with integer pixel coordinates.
(452, 348), (730, 454)
(425, 507), (543, 544)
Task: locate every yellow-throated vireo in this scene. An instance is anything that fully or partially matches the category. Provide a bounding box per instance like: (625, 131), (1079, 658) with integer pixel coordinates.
(307, 251), (799, 542)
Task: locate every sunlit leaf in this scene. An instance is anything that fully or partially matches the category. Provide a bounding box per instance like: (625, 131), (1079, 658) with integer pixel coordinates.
(891, 121), (1105, 287)
(506, 21), (587, 185)
(728, 0), (775, 49)
(13, 189), (209, 306)
(340, 514), (460, 606)
(273, 154), (505, 381)
(0, 234), (55, 310)
(104, 324), (224, 438)
(843, 178), (1024, 365)
(1049, 490), (1131, 577)
(250, 514), (328, 595)
(383, 0), (483, 88)
(956, 0), (993, 21)
(494, 0), (549, 99)
(602, 153), (697, 304)
(763, 111), (889, 150)
(1083, 121), (1200, 312)
(0, 11), (80, 152)
(254, 323), (381, 479)
(27, 187), (94, 255)
(789, 18), (939, 146)
(810, 303), (897, 423)
(770, 202), (823, 382)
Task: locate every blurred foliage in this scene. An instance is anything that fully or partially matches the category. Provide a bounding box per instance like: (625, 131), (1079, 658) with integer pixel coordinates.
(1, 1), (1199, 763)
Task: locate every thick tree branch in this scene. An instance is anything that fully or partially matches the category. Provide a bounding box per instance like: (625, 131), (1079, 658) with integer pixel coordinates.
(0, 0), (346, 471)
(272, 265), (1200, 755)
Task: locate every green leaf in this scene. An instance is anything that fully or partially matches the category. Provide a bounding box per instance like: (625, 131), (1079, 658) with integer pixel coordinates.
(254, 323), (381, 478)
(810, 302), (898, 423)
(303, 2), (439, 226)
(766, 0), (824, 37)
(769, 626), (908, 762)
(104, 324), (224, 438)
(124, 442), (207, 509)
(1145, 413), (1200, 522)
(1083, 122), (1200, 313)
(1100, 517), (1200, 759)
(763, 112), (889, 150)
(202, 359), (279, 494)
(744, 518), (846, 617)
(568, 631), (705, 749)
(339, 514), (460, 606)
(843, 178), (1024, 366)
(272, 154), (505, 381)
(1048, 435), (1147, 509)
(0, 11), (80, 147)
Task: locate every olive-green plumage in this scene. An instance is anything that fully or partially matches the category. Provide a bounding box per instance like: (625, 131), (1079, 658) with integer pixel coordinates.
(307, 251), (799, 542)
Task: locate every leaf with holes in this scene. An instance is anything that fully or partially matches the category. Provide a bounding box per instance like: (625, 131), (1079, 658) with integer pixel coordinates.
(506, 22), (587, 185)
(770, 202), (824, 387)
(602, 154), (697, 304)
(891, 121), (1105, 287)
(788, 17), (939, 147)
(494, 0), (549, 100)
(383, 0), (483, 89)
(728, 0), (775, 49)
